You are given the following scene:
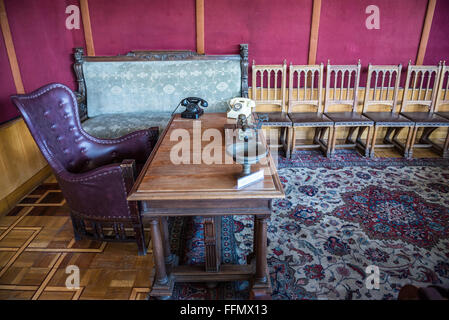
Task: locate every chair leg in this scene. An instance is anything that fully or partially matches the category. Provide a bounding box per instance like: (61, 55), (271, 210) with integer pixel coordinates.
(328, 126), (337, 157)
(408, 126), (419, 158)
(363, 126), (372, 157)
(442, 127), (449, 158)
(403, 126), (414, 158)
(70, 214), (82, 241)
(134, 223), (147, 256)
(419, 127), (436, 144)
(355, 126), (365, 144)
(319, 126), (327, 141)
(384, 127), (395, 144)
(291, 127), (296, 158)
(346, 127), (357, 144)
(370, 126), (378, 158)
(391, 127), (403, 143)
(286, 126), (292, 159)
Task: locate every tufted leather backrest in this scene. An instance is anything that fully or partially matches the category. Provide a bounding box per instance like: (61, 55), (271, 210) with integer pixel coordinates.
(11, 83), (97, 174)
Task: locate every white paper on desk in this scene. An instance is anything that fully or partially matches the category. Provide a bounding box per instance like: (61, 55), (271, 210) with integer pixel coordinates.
(237, 169), (265, 189)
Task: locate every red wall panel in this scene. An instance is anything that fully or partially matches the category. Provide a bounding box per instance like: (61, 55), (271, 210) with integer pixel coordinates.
(316, 0), (427, 86)
(317, 0), (427, 65)
(5, 0), (85, 93)
(0, 34), (19, 124)
(424, 0), (449, 65)
(205, 0), (312, 66)
(89, 0), (196, 55)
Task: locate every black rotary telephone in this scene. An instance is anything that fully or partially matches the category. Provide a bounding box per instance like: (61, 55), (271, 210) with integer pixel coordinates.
(179, 97), (208, 119)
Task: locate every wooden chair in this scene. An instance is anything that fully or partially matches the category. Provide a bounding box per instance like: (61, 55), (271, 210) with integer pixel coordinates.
(252, 60), (292, 157)
(323, 60), (374, 157)
(436, 62), (449, 121)
(287, 63), (334, 157)
(400, 62), (449, 158)
(362, 64), (414, 157)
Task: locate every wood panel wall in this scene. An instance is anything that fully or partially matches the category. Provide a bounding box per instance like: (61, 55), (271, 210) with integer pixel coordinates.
(0, 119), (49, 214)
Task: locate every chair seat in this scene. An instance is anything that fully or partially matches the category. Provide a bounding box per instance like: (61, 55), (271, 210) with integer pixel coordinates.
(82, 112), (172, 139)
(324, 112), (373, 126)
(400, 112), (449, 126)
(436, 112), (449, 120)
(363, 112), (414, 126)
(288, 112), (333, 127)
(254, 112), (292, 127)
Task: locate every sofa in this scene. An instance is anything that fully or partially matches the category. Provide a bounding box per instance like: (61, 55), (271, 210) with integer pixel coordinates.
(73, 45), (249, 139)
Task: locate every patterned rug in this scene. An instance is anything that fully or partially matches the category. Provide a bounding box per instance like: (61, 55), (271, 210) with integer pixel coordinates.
(167, 150), (449, 300)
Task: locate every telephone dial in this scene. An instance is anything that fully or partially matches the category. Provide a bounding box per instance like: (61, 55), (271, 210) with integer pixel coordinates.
(227, 97), (255, 119)
(179, 97), (208, 119)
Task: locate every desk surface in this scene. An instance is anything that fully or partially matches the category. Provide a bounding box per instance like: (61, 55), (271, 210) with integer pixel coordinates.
(128, 113), (284, 201)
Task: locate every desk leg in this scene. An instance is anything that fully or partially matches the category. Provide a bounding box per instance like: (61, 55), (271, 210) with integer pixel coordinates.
(204, 216), (221, 273)
(250, 215), (271, 300)
(159, 217), (175, 265)
(149, 218), (174, 299)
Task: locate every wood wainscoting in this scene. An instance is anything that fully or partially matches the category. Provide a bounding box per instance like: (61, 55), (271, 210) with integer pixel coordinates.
(0, 118), (50, 215)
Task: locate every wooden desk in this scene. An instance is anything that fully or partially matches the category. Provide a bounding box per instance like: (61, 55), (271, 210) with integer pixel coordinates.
(128, 113), (284, 299)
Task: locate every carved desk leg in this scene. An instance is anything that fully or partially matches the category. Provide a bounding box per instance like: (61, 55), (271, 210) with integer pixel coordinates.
(149, 217), (174, 299)
(250, 215), (271, 300)
(204, 216), (221, 273)
(159, 216), (175, 266)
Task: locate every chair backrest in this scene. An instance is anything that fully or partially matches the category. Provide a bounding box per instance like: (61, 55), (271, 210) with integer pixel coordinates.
(362, 64), (402, 113)
(252, 60), (287, 111)
(435, 61), (449, 112)
(11, 83), (92, 174)
(288, 63), (324, 113)
(324, 60), (361, 112)
(401, 62), (441, 113)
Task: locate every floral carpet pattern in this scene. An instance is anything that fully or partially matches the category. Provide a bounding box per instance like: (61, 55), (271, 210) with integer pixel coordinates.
(169, 151), (449, 300)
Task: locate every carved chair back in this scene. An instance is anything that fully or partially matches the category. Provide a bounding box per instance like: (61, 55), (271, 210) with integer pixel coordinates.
(362, 64), (402, 113)
(324, 60), (361, 113)
(435, 62), (449, 112)
(252, 60), (287, 112)
(401, 62), (441, 113)
(288, 63), (324, 113)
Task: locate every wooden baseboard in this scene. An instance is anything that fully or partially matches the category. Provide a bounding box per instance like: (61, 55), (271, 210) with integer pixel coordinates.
(0, 165), (52, 215)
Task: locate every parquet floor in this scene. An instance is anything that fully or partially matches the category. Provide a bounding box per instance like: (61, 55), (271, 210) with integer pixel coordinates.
(0, 179), (154, 300)
(0, 147), (440, 300)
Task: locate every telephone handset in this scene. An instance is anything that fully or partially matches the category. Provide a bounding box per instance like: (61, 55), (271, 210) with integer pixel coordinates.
(227, 97), (255, 119)
(179, 97), (208, 119)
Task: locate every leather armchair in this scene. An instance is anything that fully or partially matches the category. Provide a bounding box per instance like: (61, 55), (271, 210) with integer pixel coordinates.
(11, 83), (159, 255)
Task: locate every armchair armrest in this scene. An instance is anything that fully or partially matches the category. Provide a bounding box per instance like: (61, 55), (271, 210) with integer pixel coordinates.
(82, 127), (159, 169)
(56, 162), (137, 220)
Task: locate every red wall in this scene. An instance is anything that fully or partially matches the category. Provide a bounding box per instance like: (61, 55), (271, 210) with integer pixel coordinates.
(1, 0), (449, 124)
(317, 0), (428, 85)
(89, 0), (196, 55)
(424, 0), (449, 64)
(205, 0), (312, 65)
(5, 0), (85, 91)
